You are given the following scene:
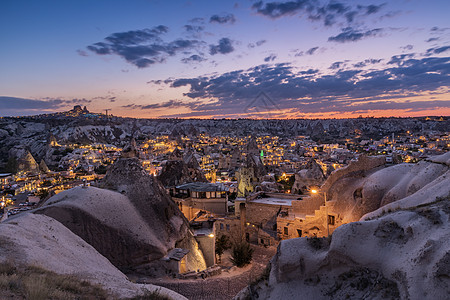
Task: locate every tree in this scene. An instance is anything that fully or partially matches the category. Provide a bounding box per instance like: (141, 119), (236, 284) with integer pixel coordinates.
(230, 241), (254, 268)
(215, 234), (230, 263)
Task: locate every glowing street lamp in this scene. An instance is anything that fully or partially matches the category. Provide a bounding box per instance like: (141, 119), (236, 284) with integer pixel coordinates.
(311, 188), (329, 238)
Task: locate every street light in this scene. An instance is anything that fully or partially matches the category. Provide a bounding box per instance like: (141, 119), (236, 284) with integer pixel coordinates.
(311, 189), (329, 238)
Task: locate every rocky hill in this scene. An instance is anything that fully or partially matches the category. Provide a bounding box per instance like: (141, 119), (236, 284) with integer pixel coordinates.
(236, 153), (450, 300)
(0, 213), (186, 299)
(0, 112), (448, 170)
(322, 153), (450, 223)
(36, 158), (206, 276)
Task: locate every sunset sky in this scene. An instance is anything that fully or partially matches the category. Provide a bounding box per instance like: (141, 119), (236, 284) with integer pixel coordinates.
(1, 0), (449, 118)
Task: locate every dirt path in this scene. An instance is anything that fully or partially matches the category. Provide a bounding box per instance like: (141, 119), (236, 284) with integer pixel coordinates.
(137, 245), (277, 300)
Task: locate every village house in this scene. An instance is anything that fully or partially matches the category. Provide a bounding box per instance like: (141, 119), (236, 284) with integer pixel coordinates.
(170, 182), (229, 220)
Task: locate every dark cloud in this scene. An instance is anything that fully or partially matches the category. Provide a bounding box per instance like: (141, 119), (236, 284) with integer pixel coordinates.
(305, 46), (319, 55)
(426, 46), (450, 56)
(0, 97), (63, 110)
(252, 0), (386, 27)
(264, 54), (277, 62)
(329, 61), (345, 69)
(86, 25), (203, 68)
(181, 54), (206, 63)
(122, 100), (199, 110)
(360, 4), (386, 15)
(158, 54), (450, 116)
(188, 17), (205, 24)
(184, 25), (204, 33)
(353, 58), (382, 68)
(388, 53), (415, 65)
(400, 44), (414, 51)
(426, 37), (440, 43)
(209, 38), (234, 55)
(209, 13), (236, 24)
(328, 27), (383, 43)
(294, 46), (319, 57)
(248, 40), (267, 48)
(0, 96), (92, 116)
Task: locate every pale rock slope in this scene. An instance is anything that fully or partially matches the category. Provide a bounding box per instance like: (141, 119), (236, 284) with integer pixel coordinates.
(324, 154), (449, 223)
(236, 153), (450, 300)
(0, 213), (187, 299)
(36, 158), (207, 275)
(237, 197), (449, 300)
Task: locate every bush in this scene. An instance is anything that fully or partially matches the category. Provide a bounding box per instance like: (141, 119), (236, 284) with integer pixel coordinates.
(230, 241), (254, 268)
(215, 235), (231, 263)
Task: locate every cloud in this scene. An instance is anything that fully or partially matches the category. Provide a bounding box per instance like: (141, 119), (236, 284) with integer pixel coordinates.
(305, 46), (319, 55)
(252, 0), (386, 27)
(181, 54), (206, 63)
(328, 27), (383, 43)
(329, 61), (346, 69)
(209, 38), (234, 55)
(209, 13), (236, 24)
(248, 40), (267, 48)
(0, 96), (92, 116)
(122, 100), (199, 110)
(184, 25), (204, 33)
(426, 46), (450, 56)
(400, 44), (414, 51)
(426, 37), (440, 43)
(86, 25), (203, 68)
(157, 54), (450, 117)
(264, 54), (277, 62)
(353, 58), (382, 68)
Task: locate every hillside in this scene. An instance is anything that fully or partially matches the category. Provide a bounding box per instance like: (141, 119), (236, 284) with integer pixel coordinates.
(236, 153), (450, 300)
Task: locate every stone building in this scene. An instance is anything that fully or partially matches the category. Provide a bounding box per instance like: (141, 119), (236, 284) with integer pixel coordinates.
(171, 182), (229, 220)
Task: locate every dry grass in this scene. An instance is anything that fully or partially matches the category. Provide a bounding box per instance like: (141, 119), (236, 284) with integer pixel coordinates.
(0, 261), (109, 300)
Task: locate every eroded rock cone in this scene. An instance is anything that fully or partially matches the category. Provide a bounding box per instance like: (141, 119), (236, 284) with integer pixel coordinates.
(37, 157), (206, 276)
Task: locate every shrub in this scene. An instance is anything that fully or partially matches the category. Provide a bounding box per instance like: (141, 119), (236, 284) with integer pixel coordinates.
(215, 234), (231, 263)
(230, 241), (254, 268)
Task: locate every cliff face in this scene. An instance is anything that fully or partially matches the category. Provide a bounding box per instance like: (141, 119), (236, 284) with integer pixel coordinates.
(36, 158), (206, 276)
(323, 154), (449, 223)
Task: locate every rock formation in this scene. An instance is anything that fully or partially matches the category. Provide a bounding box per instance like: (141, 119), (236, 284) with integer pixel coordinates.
(323, 153), (449, 223)
(236, 152), (450, 300)
(121, 137), (138, 158)
(36, 158), (206, 276)
(39, 159), (50, 173)
(159, 149), (207, 187)
(291, 158), (325, 194)
(0, 213), (186, 299)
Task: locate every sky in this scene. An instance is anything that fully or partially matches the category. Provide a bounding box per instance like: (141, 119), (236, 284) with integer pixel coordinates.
(1, 0), (450, 118)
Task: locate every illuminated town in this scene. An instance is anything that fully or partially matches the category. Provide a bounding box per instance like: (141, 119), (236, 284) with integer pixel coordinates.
(1, 0), (449, 299)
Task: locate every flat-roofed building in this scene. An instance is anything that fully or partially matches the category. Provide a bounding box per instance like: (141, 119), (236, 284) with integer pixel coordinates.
(170, 182), (229, 220)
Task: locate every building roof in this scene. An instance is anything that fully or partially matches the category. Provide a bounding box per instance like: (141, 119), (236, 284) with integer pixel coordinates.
(176, 182), (229, 192)
(164, 248), (190, 261)
(250, 198), (294, 206)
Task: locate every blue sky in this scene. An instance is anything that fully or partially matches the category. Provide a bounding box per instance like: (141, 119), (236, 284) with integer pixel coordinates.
(1, 0), (449, 118)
